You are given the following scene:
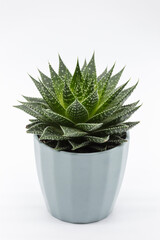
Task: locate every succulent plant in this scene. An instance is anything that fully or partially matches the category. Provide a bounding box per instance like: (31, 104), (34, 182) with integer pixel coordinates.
(14, 54), (140, 152)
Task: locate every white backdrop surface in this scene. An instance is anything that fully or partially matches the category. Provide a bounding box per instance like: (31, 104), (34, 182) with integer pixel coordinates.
(0, 0), (160, 239)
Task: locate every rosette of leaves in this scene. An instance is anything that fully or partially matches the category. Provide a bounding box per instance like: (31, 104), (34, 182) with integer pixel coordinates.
(14, 54), (140, 152)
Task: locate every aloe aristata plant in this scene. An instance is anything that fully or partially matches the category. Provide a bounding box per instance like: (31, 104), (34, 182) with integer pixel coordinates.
(15, 54), (140, 152)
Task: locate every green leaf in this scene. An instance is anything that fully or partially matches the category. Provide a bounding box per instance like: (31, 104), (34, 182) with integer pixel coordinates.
(20, 100), (47, 109)
(82, 90), (99, 114)
(104, 101), (140, 125)
(30, 75), (65, 114)
(85, 135), (110, 143)
(88, 106), (117, 123)
(43, 109), (74, 126)
(60, 126), (87, 137)
(123, 121), (140, 129)
(83, 74), (95, 98)
(69, 140), (89, 150)
(86, 53), (97, 85)
(106, 80), (129, 104)
(22, 96), (46, 105)
(19, 102), (54, 123)
(103, 67), (125, 97)
(19, 101), (44, 108)
(95, 121), (140, 135)
(27, 123), (47, 134)
(66, 99), (89, 123)
(26, 120), (41, 129)
(97, 67), (109, 96)
(82, 53), (97, 97)
(76, 123), (103, 132)
(38, 70), (54, 92)
(95, 124), (128, 135)
(49, 63), (64, 103)
(108, 138), (127, 144)
(109, 81), (138, 107)
(14, 104), (46, 121)
(70, 60), (83, 100)
(40, 126), (66, 140)
(97, 67), (107, 81)
(29, 119), (39, 122)
(63, 81), (75, 107)
(81, 59), (87, 72)
(97, 80), (129, 113)
(58, 55), (72, 81)
(99, 64), (115, 97)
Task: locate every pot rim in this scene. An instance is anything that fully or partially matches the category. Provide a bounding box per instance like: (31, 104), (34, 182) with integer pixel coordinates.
(34, 131), (129, 156)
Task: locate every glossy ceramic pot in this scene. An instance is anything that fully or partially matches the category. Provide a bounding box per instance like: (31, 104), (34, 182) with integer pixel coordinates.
(34, 133), (129, 223)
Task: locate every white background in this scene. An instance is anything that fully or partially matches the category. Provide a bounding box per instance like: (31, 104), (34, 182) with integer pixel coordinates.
(1, 0), (160, 239)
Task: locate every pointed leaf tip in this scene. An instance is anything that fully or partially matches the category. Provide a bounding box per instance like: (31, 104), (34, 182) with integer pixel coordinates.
(60, 126), (87, 137)
(66, 99), (89, 123)
(70, 63), (83, 99)
(58, 55), (72, 80)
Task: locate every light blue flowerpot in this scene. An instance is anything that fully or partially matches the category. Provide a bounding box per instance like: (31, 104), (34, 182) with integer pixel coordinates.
(34, 133), (129, 223)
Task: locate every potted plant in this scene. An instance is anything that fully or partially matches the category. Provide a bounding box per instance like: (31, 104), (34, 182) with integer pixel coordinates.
(14, 54), (140, 223)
